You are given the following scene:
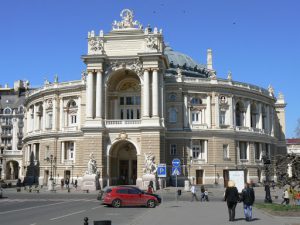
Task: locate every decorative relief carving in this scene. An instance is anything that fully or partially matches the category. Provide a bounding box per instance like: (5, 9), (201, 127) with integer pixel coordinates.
(88, 37), (104, 54)
(107, 59), (143, 76)
(47, 100), (53, 109)
(143, 152), (157, 175)
(112, 9), (142, 30)
(119, 82), (140, 91)
(145, 36), (158, 51)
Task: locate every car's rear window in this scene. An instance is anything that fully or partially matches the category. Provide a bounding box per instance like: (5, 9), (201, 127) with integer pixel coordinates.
(105, 188), (112, 193)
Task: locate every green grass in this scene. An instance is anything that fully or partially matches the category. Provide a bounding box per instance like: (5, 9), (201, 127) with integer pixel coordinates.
(255, 203), (300, 212)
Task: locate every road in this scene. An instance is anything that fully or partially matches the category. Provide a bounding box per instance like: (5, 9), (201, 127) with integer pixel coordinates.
(0, 185), (288, 225)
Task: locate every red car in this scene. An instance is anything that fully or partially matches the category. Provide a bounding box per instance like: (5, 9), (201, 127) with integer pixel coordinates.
(102, 186), (158, 208)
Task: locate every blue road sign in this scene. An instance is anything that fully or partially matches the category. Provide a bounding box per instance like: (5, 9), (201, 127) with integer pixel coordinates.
(172, 166), (181, 176)
(157, 164), (167, 178)
(172, 158), (181, 167)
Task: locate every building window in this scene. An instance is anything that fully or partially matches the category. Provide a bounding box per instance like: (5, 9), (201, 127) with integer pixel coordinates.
(239, 141), (248, 160)
(255, 142), (261, 160)
(169, 94), (176, 101)
(69, 142), (74, 160)
(236, 102), (244, 127)
(223, 144), (229, 159)
(169, 108), (177, 123)
(46, 112), (53, 129)
(192, 112), (200, 123)
(262, 106), (267, 130)
(220, 110), (226, 125)
(251, 103), (257, 128)
(192, 140), (205, 159)
(64, 141), (75, 161)
(170, 144), (177, 155)
(71, 115), (77, 124)
(191, 98), (202, 105)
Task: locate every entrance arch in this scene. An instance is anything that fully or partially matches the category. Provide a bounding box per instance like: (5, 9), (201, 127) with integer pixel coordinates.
(109, 140), (137, 185)
(6, 160), (19, 180)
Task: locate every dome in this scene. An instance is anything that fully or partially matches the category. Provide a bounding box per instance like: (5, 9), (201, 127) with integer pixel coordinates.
(164, 45), (201, 68)
(164, 45), (210, 78)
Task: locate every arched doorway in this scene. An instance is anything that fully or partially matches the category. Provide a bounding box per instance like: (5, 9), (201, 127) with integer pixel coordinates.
(109, 140), (137, 185)
(6, 160), (19, 180)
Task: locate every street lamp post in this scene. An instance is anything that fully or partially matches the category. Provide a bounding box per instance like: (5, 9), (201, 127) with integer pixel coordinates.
(71, 164), (74, 185)
(214, 164), (217, 185)
(45, 154), (56, 191)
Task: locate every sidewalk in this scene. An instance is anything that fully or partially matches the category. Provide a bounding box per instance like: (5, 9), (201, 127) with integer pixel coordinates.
(130, 200), (300, 225)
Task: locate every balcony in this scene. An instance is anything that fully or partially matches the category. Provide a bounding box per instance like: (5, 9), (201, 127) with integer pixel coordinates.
(105, 119), (141, 128)
(192, 158), (206, 164)
(3, 150), (22, 156)
(62, 126), (78, 132)
(63, 159), (74, 165)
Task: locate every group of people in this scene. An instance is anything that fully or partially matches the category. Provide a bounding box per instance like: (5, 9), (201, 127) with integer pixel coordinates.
(281, 187), (300, 206)
(224, 181), (255, 222)
(60, 178), (78, 190)
(190, 184), (209, 202)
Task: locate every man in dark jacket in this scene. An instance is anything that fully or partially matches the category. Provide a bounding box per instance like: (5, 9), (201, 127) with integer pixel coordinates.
(241, 183), (255, 221)
(224, 180), (240, 222)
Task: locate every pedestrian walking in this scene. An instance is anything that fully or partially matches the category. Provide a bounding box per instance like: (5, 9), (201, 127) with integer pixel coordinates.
(224, 180), (239, 222)
(65, 178), (69, 189)
(241, 183), (255, 222)
(74, 179), (78, 190)
(147, 181), (154, 194)
(60, 178), (64, 190)
(190, 184), (199, 202)
(281, 188), (290, 205)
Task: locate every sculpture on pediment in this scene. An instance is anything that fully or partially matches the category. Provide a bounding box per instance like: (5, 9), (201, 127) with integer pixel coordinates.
(268, 85), (274, 96)
(227, 71), (232, 81)
(143, 152), (157, 175)
(112, 9), (142, 30)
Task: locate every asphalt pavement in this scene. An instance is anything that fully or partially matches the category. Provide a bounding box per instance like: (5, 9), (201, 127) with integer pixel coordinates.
(0, 185), (299, 225)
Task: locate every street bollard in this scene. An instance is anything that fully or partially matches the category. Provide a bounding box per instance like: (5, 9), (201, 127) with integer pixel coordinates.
(68, 188), (70, 193)
(84, 217), (89, 225)
(177, 189), (181, 196)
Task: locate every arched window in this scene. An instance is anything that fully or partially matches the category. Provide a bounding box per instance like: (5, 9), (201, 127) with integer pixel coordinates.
(262, 106), (267, 130)
(169, 94), (177, 101)
(4, 107), (11, 114)
(191, 98), (202, 105)
(168, 107), (177, 123)
(235, 102), (244, 127)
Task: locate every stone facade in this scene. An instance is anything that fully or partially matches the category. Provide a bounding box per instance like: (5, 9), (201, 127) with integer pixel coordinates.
(0, 80), (29, 181)
(22, 9), (287, 188)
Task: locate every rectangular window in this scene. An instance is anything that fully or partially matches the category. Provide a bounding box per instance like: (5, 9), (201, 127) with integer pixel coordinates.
(220, 110), (226, 125)
(137, 109), (140, 119)
(170, 144), (177, 155)
(120, 109), (124, 119)
(130, 109), (134, 119)
(192, 140), (205, 159)
(255, 142), (261, 160)
(239, 141), (247, 160)
(35, 143), (40, 161)
(48, 113), (53, 129)
(126, 109), (130, 119)
(135, 96), (141, 105)
(69, 142), (74, 160)
(120, 97), (124, 105)
(223, 144), (229, 159)
(71, 115), (77, 124)
(126, 97), (134, 105)
(192, 112), (199, 123)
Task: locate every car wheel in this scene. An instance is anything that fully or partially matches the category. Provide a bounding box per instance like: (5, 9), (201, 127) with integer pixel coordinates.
(147, 199), (156, 208)
(112, 199), (121, 208)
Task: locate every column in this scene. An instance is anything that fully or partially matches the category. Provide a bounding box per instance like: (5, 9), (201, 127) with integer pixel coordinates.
(77, 97), (81, 129)
(86, 70), (94, 118)
(61, 142), (65, 164)
(96, 70), (102, 118)
(258, 103), (262, 130)
(143, 69), (150, 117)
(59, 98), (63, 130)
(114, 98), (118, 119)
(228, 96), (233, 127)
(215, 94), (219, 128)
(270, 107), (275, 136)
(246, 101), (251, 127)
(183, 94), (188, 127)
(232, 98), (236, 127)
(30, 107), (34, 131)
(204, 140), (208, 162)
(266, 105), (270, 134)
(152, 69), (159, 117)
(33, 105), (37, 131)
(52, 97), (57, 131)
(33, 144), (36, 161)
(43, 101), (46, 131)
(206, 95), (211, 128)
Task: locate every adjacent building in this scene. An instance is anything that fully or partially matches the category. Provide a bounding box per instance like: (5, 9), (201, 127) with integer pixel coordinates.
(0, 81), (29, 180)
(22, 9), (287, 188)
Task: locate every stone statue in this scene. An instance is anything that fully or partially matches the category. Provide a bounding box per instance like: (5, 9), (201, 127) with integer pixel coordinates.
(143, 152), (157, 175)
(86, 153), (97, 175)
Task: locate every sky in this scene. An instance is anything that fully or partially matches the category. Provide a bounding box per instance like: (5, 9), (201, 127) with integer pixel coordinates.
(0, 0), (299, 138)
